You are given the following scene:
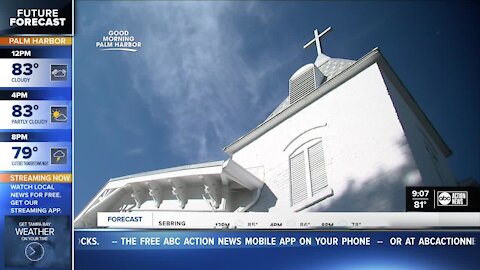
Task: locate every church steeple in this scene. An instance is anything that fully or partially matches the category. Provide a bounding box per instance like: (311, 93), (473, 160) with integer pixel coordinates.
(303, 27), (332, 67)
(266, 27), (354, 119)
(288, 27), (333, 105)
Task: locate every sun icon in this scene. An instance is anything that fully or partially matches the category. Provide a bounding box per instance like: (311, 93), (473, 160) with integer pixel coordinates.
(52, 109), (61, 119)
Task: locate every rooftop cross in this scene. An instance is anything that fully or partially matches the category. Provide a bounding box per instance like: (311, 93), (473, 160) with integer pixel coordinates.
(303, 27), (332, 66)
(304, 27), (332, 55)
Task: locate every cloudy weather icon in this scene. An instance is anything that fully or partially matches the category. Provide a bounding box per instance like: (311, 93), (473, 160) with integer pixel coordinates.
(50, 64), (68, 82)
(51, 69), (67, 78)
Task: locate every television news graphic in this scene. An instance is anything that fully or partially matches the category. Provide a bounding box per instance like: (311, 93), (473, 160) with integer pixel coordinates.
(0, 1), (73, 269)
(70, 1), (476, 268)
(406, 187), (480, 212)
(0, 0), (72, 35)
(75, 230), (480, 269)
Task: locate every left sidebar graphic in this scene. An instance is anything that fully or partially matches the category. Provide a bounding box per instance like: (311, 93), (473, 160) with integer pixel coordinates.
(0, 1), (73, 269)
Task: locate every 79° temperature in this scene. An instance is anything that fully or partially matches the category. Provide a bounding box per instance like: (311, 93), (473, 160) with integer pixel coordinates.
(12, 146), (38, 159)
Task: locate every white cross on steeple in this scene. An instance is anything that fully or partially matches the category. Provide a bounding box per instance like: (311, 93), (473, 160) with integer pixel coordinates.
(303, 27), (332, 66)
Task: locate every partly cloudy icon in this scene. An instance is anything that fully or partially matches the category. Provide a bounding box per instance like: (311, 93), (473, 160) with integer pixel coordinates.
(51, 106), (68, 123)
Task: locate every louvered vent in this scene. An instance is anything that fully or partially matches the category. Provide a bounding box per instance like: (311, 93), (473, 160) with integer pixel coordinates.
(290, 151), (308, 206)
(289, 63), (325, 105)
(308, 141), (328, 195)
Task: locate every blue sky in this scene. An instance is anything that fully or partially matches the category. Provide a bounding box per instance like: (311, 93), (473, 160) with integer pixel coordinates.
(74, 1), (479, 214)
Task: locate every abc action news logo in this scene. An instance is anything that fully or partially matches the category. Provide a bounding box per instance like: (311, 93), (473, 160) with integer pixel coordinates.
(437, 191), (468, 207)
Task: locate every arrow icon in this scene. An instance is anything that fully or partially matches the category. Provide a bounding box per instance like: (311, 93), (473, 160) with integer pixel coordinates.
(29, 246), (36, 256)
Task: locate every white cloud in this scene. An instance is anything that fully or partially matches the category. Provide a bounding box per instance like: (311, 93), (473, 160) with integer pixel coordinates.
(81, 2), (296, 163)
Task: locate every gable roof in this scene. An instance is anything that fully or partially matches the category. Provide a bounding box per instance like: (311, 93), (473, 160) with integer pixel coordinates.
(224, 48), (452, 158)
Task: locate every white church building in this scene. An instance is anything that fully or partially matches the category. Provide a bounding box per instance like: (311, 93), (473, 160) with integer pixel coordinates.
(75, 28), (457, 228)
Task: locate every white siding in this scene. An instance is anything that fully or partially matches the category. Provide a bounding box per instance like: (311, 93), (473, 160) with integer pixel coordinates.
(232, 63), (425, 212)
(381, 72), (457, 186)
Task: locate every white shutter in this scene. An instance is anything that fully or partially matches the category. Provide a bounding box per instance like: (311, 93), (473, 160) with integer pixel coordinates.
(308, 141), (328, 195)
(290, 151), (307, 206)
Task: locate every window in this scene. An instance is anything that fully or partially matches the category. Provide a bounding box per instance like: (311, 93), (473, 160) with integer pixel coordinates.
(289, 139), (330, 208)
